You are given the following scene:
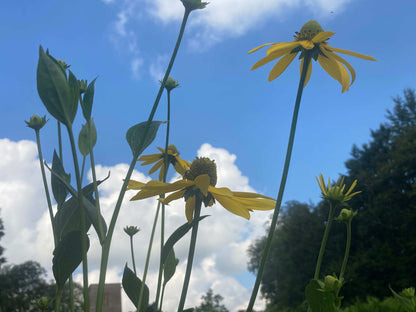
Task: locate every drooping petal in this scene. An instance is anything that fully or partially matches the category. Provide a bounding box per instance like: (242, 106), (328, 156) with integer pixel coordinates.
(300, 57), (313, 87)
(248, 43), (275, 54)
(163, 189), (186, 205)
(158, 163), (165, 181)
(266, 42), (300, 56)
(209, 186), (233, 197)
(232, 191), (276, 201)
(185, 196), (196, 223)
(251, 47), (294, 70)
(156, 147), (165, 153)
(130, 180), (193, 200)
(194, 174), (210, 197)
(148, 159), (164, 175)
(212, 192), (251, 220)
(127, 180), (146, 190)
(229, 196), (276, 211)
(298, 40), (314, 50)
(325, 50), (356, 85)
(312, 31), (335, 43)
(139, 153), (162, 164)
(325, 46), (376, 61)
(318, 53), (349, 92)
(268, 53), (297, 81)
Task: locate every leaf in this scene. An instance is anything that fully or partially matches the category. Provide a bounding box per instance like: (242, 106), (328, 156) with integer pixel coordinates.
(51, 150), (71, 208)
(52, 231), (89, 289)
(305, 279), (339, 312)
(78, 118), (97, 156)
(122, 265), (149, 312)
(163, 248), (178, 287)
(161, 215), (208, 265)
(81, 77), (97, 120)
(126, 121), (164, 157)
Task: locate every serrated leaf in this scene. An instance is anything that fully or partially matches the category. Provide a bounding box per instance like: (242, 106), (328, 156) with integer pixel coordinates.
(81, 77), (97, 120)
(52, 231), (89, 289)
(126, 121), (164, 157)
(78, 118), (97, 156)
(51, 150), (71, 208)
(122, 265), (149, 312)
(161, 215), (208, 265)
(163, 248), (178, 287)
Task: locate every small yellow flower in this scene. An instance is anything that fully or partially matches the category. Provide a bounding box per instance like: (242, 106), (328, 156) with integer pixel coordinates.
(249, 20), (376, 92)
(138, 145), (191, 181)
(316, 174), (361, 206)
(128, 157), (276, 223)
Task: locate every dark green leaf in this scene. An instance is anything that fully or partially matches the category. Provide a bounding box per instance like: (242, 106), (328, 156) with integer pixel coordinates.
(122, 265), (149, 312)
(52, 231), (89, 289)
(163, 248), (178, 287)
(126, 121), (164, 157)
(51, 150), (71, 208)
(161, 215), (208, 265)
(81, 77), (97, 120)
(78, 118), (97, 156)
(183, 309), (194, 312)
(305, 279), (338, 312)
(67, 70), (80, 124)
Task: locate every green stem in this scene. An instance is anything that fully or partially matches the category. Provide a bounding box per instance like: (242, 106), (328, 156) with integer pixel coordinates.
(80, 155), (86, 183)
(159, 283), (166, 312)
(89, 140), (104, 242)
(137, 200), (161, 310)
(314, 202), (336, 280)
(130, 235), (137, 275)
(66, 125), (89, 312)
(339, 220), (352, 283)
(177, 197), (202, 312)
(95, 8), (191, 312)
(246, 54), (312, 312)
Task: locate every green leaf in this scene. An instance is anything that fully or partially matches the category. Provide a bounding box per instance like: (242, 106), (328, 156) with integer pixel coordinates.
(122, 265), (149, 312)
(163, 248), (178, 287)
(78, 118), (97, 156)
(161, 215), (208, 265)
(36, 46), (78, 126)
(81, 77), (97, 120)
(305, 279), (339, 312)
(126, 121), (164, 157)
(51, 150), (71, 208)
(52, 231), (89, 289)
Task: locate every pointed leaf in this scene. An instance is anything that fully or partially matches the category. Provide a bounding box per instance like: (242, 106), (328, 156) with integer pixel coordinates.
(78, 118), (97, 156)
(81, 77), (97, 120)
(163, 248), (178, 286)
(161, 215), (208, 265)
(122, 265), (149, 312)
(67, 70), (79, 124)
(51, 150), (71, 208)
(126, 121), (164, 157)
(52, 231), (89, 289)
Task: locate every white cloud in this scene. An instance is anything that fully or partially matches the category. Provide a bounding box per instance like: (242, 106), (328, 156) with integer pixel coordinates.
(0, 138), (271, 311)
(149, 54), (169, 83)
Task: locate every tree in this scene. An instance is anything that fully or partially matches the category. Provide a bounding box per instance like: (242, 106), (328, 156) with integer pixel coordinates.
(194, 289), (229, 312)
(0, 214), (5, 265)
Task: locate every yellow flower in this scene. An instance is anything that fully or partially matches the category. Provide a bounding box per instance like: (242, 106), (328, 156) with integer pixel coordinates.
(128, 157), (276, 223)
(316, 174), (361, 206)
(138, 145), (191, 181)
(249, 20), (376, 92)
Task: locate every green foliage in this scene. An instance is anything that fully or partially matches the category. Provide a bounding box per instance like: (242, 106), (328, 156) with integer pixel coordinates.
(126, 121), (165, 158)
(342, 296), (405, 312)
(0, 215), (5, 266)
(194, 289), (229, 312)
(122, 264), (149, 312)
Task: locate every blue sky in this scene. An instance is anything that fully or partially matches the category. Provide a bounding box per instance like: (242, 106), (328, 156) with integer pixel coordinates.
(1, 0), (415, 311)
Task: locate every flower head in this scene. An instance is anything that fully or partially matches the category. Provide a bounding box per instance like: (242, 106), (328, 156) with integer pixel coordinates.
(181, 0), (208, 12)
(324, 275), (342, 292)
(316, 174), (361, 206)
(249, 20), (376, 92)
(162, 77), (180, 92)
(124, 225), (141, 237)
(128, 157), (276, 223)
(25, 114), (47, 131)
(337, 208), (357, 223)
(138, 145), (191, 181)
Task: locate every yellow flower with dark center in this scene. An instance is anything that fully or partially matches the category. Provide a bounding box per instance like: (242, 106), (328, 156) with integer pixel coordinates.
(128, 157), (276, 223)
(249, 20), (376, 92)
(316, 174), (361, 206)
(138, 145), (191, 181)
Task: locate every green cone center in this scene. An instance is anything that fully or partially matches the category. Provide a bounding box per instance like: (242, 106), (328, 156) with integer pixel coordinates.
(185, 157), (217, 186)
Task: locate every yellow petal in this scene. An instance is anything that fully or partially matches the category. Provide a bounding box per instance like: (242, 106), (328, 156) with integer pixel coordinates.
(139, 153), (162, 164)
(248, 43), (275, 54)
(212, 193), (251, 220)
(312, 31), (335, 43)
(158, 164), (165, 181)
(194, 174), (210, 196)
(230, 196), (276, 211)
(266, 42), (300, 56)
(298, 40), (314, 50)
(185, 196), (196, 223)
(164, 189), (186, 204)
(144, 179), (193, 192)
(325, 46), (376, 61)
(300, 57), (313, 87)
(156, 147), (165, 153)
(232, 191), (276, 201)
(268, 53), (297, 82)
(325, 50), (356, 85)
(251, 47), (294, 71)
(148, 159), (163, 175)
(127, 180), (146, 190)
(318, 53), (349, 92)
(208, 186), (234, 197)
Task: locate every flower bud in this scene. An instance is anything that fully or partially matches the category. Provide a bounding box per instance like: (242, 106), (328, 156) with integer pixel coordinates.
(36, 296), (52, 309)
(124, 225), (140, 237)
(324, 275), (342, 292)
(337, 208), (357, 223)
(78, 79), (88, 94)
(162, 77), (180, 92)
(401, 287), (415, 298)
(25, 114), (47, 131)
(180, 0), (208, 12)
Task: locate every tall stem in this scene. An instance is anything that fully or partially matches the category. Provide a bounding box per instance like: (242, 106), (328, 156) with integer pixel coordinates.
(66, 125), (89, 312)
(130, 235), (137, 275)
(246, 54), (312, 312)
(339, 220), (352, 282)
(314, 202), (336, 279)
(177, 197), (202, 312)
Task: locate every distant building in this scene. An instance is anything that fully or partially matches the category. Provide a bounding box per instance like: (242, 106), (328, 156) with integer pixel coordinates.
(89, 283), (122, 312)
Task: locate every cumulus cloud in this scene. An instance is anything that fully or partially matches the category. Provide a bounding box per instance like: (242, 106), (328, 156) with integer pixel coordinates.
(0, 138), (271, 311)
